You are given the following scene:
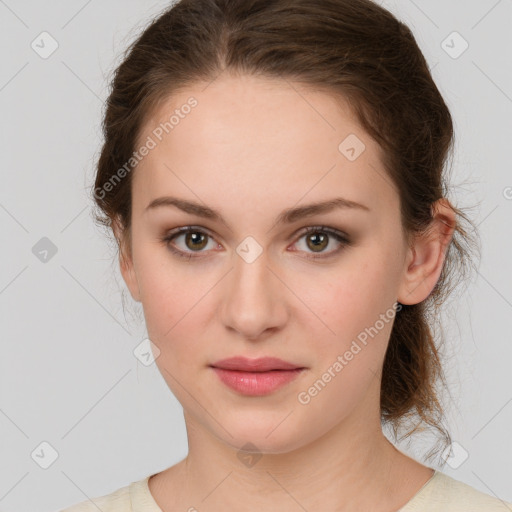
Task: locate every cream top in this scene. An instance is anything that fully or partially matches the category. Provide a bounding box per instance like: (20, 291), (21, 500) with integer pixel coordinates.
(60, 469), (512, 511)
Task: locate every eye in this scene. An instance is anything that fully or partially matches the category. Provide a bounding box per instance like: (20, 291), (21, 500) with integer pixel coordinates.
(161, 226), (219, 260)
(290, 226), (351, 260)
(161, 225), (351, 261)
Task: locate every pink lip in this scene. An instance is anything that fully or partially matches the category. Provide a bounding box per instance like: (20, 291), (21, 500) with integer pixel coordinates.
(210, 357), (306, 396)
(211, 356), (303, 372)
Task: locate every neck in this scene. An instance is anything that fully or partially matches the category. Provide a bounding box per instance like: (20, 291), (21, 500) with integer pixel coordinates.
(152, 398), (430, 511)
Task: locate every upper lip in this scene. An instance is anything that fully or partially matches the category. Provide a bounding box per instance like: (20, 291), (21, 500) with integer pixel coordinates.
(210, 356), (304, 372)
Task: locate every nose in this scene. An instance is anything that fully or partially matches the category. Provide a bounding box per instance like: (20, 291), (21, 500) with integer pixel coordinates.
(218, 248), (288, 341)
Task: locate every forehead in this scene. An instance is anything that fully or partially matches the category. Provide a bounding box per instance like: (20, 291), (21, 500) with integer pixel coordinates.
(132, 74), (397, 216)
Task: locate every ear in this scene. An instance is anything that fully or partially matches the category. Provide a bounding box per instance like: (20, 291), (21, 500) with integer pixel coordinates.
(397, 198), (456, 305)
(111, 216), (141, 303)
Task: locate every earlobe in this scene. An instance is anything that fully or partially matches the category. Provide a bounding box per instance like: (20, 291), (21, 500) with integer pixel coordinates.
(119, 248), (141, 303)
(397, 198), (456, 306)
(112, 216), (141, 303)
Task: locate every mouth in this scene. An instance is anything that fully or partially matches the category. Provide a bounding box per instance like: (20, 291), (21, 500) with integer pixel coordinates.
(209, 356), (307, 396)
(210, 356), (305, 372)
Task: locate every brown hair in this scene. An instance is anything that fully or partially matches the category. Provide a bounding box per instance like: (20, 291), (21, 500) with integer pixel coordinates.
(91, 0), (479, 464)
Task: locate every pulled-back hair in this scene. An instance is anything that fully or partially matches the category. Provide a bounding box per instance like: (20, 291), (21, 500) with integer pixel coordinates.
(91, 0), (479, 464)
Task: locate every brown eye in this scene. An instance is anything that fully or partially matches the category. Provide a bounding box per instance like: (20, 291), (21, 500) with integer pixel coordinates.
(162, 227), (217, 260)
(306, 232), (329, 252)
(292, 226), (351, 260)
(183, 231), (208, 251)
(162, 225), (351, 262)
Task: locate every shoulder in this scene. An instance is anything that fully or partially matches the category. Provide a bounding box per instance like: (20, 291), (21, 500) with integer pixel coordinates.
(401, 470), (512, 511)
(58, 481), (131, 512)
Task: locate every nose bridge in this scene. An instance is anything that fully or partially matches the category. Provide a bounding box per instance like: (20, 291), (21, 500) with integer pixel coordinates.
(219, 241), (287, 337)
(230, 242), (276, 303)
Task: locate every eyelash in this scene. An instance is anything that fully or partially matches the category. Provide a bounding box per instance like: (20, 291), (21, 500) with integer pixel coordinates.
(160, 225), (351, 261)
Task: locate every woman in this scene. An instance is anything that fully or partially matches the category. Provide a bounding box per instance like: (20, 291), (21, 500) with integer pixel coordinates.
(61, 0), (512, 510)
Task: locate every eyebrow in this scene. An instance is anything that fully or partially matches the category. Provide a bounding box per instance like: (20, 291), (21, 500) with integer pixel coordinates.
(144, 195), (370, 229)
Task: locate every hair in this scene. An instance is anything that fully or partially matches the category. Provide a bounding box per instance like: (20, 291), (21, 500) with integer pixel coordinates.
(91, 0), (480, 464)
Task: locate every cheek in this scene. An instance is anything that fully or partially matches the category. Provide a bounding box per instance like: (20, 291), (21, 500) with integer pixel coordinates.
(135, 260), (220, 417)
(139, 270), (207, 394)
(292, 260), (397, 427)
(135, 250), (205, 348)
(311, 254), (393, 312)
(296, 252), (397, 361)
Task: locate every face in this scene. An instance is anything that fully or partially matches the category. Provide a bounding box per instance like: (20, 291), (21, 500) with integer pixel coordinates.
(116, 73), (437, 454)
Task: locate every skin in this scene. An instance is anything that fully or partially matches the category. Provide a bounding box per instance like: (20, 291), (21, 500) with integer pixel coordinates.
(113, 72), (456, 511)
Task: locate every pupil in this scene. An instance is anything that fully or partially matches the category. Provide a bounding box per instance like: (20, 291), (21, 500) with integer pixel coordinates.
(309, 233), (327, 251)
(187, 232), (206, 250)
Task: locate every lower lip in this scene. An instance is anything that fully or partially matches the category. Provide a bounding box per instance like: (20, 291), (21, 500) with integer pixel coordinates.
(211, 367), (305, 396)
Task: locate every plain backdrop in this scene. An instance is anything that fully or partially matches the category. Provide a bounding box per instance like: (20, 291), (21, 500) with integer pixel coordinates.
(1, 0), (511, 510)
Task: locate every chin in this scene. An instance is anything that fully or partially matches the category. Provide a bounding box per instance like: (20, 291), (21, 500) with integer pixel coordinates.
(214, 417), (315, 456)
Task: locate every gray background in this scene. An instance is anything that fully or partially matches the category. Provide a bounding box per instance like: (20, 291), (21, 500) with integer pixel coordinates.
(1, 0), (511, 510)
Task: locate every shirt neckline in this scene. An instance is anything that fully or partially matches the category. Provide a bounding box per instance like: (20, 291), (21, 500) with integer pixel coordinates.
(133, 468), (441, 511)
(396, 469), (440, 510)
